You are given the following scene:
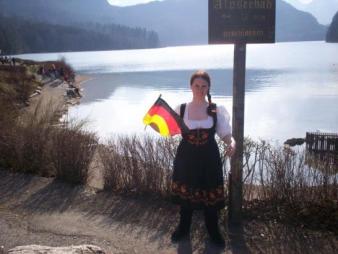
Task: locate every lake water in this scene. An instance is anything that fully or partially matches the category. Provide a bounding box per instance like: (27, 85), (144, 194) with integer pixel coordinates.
(18, 41), (338, 143)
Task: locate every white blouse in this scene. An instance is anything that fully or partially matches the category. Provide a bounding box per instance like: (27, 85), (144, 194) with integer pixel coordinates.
(175, 103), (232, 139)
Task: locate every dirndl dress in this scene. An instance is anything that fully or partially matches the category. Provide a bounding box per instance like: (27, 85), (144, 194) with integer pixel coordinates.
(171, 103), (225, 210)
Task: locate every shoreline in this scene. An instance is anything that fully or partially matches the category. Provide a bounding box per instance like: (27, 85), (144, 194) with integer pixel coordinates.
(0, 58), (89, 120)
(24, 72), (90, 121)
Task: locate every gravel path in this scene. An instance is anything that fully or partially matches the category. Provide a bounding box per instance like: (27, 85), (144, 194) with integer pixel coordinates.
(0, 171), (223, 254)
(0, 170), (337, 254)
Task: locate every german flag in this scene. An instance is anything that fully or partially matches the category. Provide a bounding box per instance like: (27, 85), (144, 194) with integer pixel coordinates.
(143, 96), (188, 136)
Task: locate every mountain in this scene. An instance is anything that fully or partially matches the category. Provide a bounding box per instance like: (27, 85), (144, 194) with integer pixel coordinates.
(107, 0), (208, 46)
(0, 0), (115, 25)
(285, 0), (338, 25)
(276, 0), (327, 41)
(326, 11), (338, 42)
(0, 0), (328, 47)
(100, 0), (327, 45)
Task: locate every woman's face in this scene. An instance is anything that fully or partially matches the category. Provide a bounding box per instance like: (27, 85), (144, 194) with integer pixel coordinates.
(191, 77), (209, 99)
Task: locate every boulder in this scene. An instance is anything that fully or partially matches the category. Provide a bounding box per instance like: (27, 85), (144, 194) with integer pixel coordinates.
(8, 245), (105, 254)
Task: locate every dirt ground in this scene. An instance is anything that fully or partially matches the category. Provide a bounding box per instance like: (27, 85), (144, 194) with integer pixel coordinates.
(0, 170), (337, 254)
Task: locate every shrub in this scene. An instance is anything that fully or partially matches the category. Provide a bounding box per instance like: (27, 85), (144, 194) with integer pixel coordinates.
(50, 121), (98, 185)
(0, 97), (98, 185)
(101, 134), (337, 232)
(101, 135), (180, 195)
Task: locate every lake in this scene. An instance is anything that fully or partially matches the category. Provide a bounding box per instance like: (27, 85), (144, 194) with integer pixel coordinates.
(17, 41), (338, 143)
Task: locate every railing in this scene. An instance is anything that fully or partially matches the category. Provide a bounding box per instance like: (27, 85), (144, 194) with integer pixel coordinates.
(306, 132), (338, 154)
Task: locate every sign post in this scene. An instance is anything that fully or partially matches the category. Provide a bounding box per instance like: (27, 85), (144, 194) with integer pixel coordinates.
(208, 0), (276, 225)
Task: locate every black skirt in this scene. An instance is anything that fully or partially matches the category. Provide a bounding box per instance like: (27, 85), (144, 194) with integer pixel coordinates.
(171, 105), (225, 210)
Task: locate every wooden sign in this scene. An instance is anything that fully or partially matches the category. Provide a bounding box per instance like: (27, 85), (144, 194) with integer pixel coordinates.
(209, 0), (276, 44)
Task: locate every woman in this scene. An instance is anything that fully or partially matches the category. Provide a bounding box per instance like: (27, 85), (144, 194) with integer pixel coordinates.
(171, 70), (236, 246)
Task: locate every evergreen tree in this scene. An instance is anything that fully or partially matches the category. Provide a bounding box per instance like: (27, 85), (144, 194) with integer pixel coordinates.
(0, 15), (160, 54)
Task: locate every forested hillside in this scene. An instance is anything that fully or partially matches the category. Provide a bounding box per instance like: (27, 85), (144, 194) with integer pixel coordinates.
(0, 15), (159, 54)
(326, 12), (338, 42)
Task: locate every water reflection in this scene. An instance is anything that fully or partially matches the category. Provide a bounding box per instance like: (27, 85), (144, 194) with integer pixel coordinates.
(79, 69), (290, 105)
(70, 68), (338, 142)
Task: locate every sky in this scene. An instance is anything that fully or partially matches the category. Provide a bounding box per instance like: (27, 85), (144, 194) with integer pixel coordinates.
(107, 0), (162, 6)
(285, 0), (313, 4)
(107, 0), (313, 7)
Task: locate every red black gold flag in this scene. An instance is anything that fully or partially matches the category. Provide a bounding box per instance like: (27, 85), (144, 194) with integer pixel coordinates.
(143, 95), (188, 136)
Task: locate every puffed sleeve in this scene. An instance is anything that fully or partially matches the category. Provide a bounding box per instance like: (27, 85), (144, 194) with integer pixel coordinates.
(216, 105), (232, 138)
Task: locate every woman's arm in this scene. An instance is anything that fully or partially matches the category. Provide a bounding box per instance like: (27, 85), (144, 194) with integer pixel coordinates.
(222, 134), (236, 157)
(215, 105), (236, 156)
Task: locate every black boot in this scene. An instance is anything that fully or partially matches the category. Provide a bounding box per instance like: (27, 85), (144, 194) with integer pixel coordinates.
(171, 207), (193, 242)
(204, 208), (225, 247)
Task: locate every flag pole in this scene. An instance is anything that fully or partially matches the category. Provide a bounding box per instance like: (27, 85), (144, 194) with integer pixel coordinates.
(144, 94), (162, 131)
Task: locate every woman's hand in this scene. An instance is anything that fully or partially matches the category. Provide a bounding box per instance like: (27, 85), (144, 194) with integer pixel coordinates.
(223, 135), (236, 157)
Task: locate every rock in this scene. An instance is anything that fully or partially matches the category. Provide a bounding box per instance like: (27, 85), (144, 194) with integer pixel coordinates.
(66, 88), (81, 98)
(8, 245), (106, 254)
